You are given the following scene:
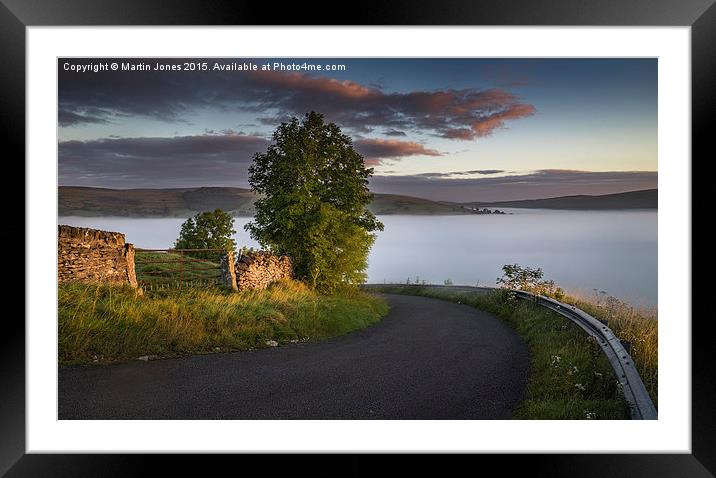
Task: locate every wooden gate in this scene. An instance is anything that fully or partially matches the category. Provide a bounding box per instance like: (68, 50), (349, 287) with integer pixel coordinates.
(134, 248), (225, 290)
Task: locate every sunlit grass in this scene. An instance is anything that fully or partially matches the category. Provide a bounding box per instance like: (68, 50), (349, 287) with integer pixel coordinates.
(59, 279), (388, 366)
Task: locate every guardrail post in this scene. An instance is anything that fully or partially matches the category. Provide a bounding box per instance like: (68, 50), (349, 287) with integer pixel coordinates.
(220, 251), (238, 291)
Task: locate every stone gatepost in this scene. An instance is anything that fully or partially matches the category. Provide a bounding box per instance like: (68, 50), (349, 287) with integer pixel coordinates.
(124, 243), (138, 288)
(220, 251), (238, 291)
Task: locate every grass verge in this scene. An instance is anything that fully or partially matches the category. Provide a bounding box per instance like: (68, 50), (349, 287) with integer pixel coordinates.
(59, 279), (388, 366)
(565, 293), (657, 407)
(365, 285), (632, 420)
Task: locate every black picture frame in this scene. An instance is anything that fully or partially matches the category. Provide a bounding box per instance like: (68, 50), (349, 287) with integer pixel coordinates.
(5, 0), (710, 475)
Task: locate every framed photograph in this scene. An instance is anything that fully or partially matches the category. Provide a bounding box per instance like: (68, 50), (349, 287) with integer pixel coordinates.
(7, 0), (710, 475)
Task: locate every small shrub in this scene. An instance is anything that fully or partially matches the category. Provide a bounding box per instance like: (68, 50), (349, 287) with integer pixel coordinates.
(496, 263), (564, 300)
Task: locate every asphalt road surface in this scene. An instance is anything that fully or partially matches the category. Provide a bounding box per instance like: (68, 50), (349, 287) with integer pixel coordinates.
(59, 294), (529, 419)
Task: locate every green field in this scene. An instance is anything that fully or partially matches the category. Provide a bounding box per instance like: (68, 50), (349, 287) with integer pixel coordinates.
(134, 250), (223, 289)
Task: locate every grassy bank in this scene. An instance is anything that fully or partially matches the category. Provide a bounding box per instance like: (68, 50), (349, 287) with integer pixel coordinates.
(567, 293), (657, 406)
(366, 285), (631, 419)
(59, 280), (388, 366)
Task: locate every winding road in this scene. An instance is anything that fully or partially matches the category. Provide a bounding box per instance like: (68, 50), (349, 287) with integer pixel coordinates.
(59, 294), (529, 419)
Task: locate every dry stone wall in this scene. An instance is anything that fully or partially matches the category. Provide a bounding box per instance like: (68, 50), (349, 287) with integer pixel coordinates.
(234, 251), (293, 290)
(58, 225), (138, 287)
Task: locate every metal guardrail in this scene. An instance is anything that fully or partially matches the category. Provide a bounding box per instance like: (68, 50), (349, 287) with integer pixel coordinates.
(512, 290), (657, 420)
(365, 284), (657, 420)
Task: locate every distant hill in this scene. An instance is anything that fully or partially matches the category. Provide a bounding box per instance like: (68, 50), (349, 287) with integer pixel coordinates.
(58, 186), (257, 217)
(59, 186), (658, 217)
(368, 193), (472, 215)
(462, 189), (657, 210)
(58, 186), (476, 217)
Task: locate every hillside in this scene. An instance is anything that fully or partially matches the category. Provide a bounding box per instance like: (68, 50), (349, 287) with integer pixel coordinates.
(462, 189), (657, 210)
(58, 186), (475, 217)
(59, 186), (658, 217)
(58, 186), (257, 217)
(368, 194), (471, 215)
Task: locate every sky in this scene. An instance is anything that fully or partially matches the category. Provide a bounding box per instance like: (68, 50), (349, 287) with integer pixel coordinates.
(58, 58), (657, 202)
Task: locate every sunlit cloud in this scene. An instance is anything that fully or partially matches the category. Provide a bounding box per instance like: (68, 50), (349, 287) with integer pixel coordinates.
(354, 138), (442, 165)
(58, 59), (536, 140)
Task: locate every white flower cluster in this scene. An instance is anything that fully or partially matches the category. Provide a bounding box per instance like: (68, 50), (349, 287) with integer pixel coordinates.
(550, 355), (562, 367)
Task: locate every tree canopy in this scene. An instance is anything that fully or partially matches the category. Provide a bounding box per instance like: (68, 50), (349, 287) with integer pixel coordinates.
(174, 209), (236, 259)
(246, 111), (383, 291)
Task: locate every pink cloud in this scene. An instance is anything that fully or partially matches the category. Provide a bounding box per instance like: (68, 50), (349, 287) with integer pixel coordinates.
(470, 103), (537, 137)
(244, 72), (536, 140)
(60, 59), (536, 141)
(251, 71), (378, 100)
(354, 138), (442, 165)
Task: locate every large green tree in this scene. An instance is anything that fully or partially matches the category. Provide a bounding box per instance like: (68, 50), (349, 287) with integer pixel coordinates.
(174, 209), (236, 259)
(246, 111), (383, 292)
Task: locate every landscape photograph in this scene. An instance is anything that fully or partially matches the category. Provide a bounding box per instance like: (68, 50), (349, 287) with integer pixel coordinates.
(57, 57), (657, 420)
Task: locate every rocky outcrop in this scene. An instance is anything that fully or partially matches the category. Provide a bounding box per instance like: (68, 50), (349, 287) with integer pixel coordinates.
(58, 225), (137, 287)
(234, 251), (292, 290)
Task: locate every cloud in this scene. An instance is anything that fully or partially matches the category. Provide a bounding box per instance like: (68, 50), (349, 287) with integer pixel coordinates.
(412, 169), (505, 178)
(57, 129), (658, 202)
(354, 138), (442, 165)
(58, 109), (110, 127)
(59, 133), (269, 188)
(243, 72), (536, 139)
(60, 131), (445, 187)
(369, 170), (658, 202)
(58, 58), (536, 139)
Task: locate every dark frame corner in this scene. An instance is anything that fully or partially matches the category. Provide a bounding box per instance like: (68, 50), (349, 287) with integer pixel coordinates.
(5, 0), (711, 476)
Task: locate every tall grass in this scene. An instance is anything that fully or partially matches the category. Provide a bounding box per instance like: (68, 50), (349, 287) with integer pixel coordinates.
(59, 279), (388, 366)
(566, 291), (658, 406)
(367, 285), (631, 420)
